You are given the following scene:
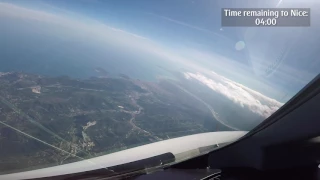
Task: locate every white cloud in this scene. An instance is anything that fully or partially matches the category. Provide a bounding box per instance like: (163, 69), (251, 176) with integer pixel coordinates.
(184, 71), (284, 118)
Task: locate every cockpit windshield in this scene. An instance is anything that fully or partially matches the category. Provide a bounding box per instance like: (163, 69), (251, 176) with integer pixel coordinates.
(0, 0), (319, 177)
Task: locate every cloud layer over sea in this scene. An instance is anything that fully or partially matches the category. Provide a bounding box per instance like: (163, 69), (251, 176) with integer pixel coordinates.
(184, 71), (284, 118)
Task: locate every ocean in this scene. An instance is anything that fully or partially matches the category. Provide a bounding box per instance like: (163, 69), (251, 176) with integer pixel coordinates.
(1, 18), (173, 81)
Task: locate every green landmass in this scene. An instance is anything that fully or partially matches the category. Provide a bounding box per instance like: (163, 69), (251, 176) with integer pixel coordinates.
(0, 72), (223, 174)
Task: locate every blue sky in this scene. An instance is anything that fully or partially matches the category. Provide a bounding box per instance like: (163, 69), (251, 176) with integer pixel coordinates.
(1, 0), (319, 104)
